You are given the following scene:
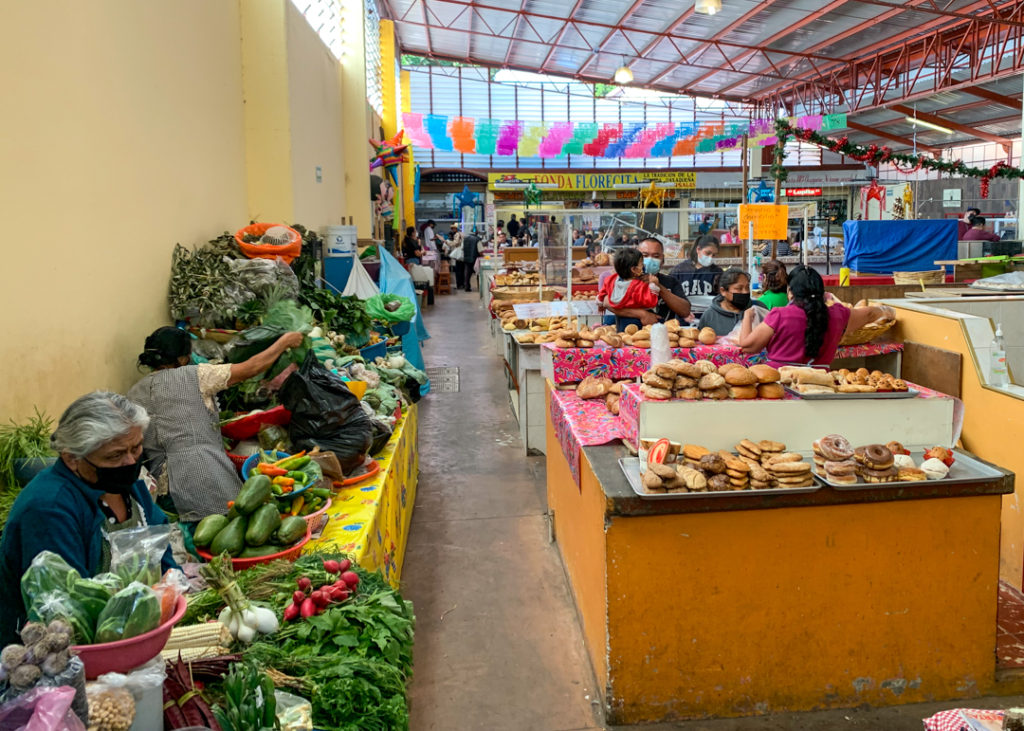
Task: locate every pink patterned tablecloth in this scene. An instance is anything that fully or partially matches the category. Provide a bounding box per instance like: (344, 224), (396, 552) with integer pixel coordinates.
(549, 388), (627, 487)
(543, 341), (904, 385)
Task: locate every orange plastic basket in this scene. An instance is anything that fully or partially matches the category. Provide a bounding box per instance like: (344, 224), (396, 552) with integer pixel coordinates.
(235, 223), (302, 264)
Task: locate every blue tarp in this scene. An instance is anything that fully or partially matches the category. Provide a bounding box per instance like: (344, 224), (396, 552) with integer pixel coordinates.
(377, 248), (431, 395)
(842, 219), (957, 273)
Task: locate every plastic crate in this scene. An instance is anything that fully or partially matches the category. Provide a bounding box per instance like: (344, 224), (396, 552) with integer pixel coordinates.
(360, 341), (386, 362)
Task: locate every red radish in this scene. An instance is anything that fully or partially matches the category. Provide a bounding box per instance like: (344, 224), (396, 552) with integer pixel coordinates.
(310, 591), (329, 608)
(300, 597), (317, 618)
(323, 560), (341, 574)
(283, 603), (300, 622)
(297, 577), (312, 591)
(337, 559), (351, 572)
(292, 590), (305, 604)
(329, 586), (349, 601)
(341, 571), (360, 588)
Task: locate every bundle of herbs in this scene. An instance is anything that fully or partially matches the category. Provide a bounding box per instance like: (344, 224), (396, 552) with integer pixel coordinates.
(184, 552), (414, 731)
(0, 409), (56, 529)
(299, 289), (373, 348)
(169, 244), (248, 328)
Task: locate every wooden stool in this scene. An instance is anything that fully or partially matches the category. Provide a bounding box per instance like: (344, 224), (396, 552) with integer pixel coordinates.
(437, 269), (452, 295)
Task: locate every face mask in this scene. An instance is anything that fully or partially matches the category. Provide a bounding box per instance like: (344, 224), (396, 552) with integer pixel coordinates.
(697, 254), (714, 267)
(643, 257), (661, 275)
(730, 292), (751, 309)
(85, 458), (142, 496)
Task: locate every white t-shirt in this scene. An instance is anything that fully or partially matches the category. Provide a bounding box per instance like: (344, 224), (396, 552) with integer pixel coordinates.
(423, 225), (435, 250)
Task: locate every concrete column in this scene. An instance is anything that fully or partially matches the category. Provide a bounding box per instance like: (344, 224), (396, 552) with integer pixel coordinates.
(340, 0), (372, 238)
(401, 69), (417, 231)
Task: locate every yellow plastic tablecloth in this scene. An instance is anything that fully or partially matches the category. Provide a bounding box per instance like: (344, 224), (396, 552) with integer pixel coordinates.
(305, 404), (418, 588)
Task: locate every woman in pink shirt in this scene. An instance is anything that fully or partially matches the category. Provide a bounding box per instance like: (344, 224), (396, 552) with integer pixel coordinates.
(736, 265), (891, 367)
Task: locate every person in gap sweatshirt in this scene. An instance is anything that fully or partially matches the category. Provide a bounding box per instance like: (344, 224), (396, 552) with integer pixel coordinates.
(696, 268), (766, 336)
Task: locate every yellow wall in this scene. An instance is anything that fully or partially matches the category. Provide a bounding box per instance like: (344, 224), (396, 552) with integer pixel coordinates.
(0, 0), (247, 421)
(0, 0), (368, 422)
(893, 305), (1024, 588)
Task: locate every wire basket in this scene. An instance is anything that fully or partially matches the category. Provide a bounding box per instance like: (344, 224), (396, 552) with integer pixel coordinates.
(893, 269), (945, 286)
(838, 318), (897, 346)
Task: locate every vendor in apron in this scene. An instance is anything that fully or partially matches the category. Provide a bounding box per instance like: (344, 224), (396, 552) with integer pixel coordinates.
(128, 326), (303, 524)
(0, 391), (178, 646)
(736, 265), (892, 368)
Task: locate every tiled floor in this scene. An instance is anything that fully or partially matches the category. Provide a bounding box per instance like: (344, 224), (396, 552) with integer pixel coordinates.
(998, 581), (1024, 669)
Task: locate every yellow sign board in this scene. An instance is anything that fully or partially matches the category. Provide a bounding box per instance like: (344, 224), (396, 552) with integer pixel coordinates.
(488, 171), (696, 192)
(737, 204), (789, 240)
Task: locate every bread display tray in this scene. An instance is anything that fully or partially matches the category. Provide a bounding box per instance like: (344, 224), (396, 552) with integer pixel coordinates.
(784, 386), (920, 400)
(620, 457), (822, 500)
(812, 449), (1004, 490)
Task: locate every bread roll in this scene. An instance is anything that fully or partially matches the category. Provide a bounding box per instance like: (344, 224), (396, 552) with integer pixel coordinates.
(667, 360), (702, 378)
(724, 367), (757, 386)
(654, 364), (676, 380)
(681, 327), (699, 340)
(624, 324), (639, 335)
(675, 387), (701, 400)
(693, 360), (717, 374)
(749, 364), (781, 383)
(674, 375), (698, 388)
(718, 362), (744, 375)
(642, 372), (672, 389)
(705, 386), (729, 400)
(729, 385), (758, 400)
(641, 384), (672, 400)
(757, 383), (785, 399)
(577, 339), (594, 348)
(698, 372), (726, 390)
(605, 393), (620, 415)
(677, 338), (697, 348)
(554, 338), (576, 348)
(698, 327), (717, 345)
(576, 375), (612, 399)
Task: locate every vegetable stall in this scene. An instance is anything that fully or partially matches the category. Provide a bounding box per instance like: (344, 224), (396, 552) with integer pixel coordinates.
(0, 223), (425, 729)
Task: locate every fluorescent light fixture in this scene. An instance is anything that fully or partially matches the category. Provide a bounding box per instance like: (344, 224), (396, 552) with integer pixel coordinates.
(493, 182), (559, 189)
(613, 63), (634, 85)
(695, 0), (722, 15)
(905, 116), (953, 135)
(612, 182), (674, 189)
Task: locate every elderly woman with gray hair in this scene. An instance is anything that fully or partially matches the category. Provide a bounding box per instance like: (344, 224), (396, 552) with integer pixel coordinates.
(0, 391), (176, 646)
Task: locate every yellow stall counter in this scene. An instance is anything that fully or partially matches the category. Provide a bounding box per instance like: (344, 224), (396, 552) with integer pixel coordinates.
(306, 404), (418, 588)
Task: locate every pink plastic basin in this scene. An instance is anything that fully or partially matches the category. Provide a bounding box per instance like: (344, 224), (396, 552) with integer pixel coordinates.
(72, 595), (187, 679)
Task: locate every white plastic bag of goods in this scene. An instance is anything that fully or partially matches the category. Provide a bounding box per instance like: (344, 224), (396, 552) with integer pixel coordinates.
(649, 323), (671, 367)
(341, 255), (381, 299)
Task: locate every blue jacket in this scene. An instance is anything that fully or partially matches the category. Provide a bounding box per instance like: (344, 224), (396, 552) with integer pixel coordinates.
(0, 459), (175, 646)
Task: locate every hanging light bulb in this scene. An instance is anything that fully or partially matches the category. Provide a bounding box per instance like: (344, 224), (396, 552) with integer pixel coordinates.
(613, 58), (633, 85)
(695, 0), (722, 15)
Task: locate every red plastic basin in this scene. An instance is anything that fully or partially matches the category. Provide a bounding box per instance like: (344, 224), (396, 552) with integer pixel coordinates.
(196, 523), (313, 570)
(72, 595), (187, 679)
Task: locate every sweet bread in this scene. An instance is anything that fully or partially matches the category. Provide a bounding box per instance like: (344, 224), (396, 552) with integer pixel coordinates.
(677, 338), (697, 348)
(707, 474), (731, 492)
(794, 384), (836, 395)
(796, 369), (835, 388)
(897, 467), (927, 482)
(554, 338), (576, 348)
(737, 439), (762, 457)
(704, 386), (729, 400)
(757, 383), (785, 399)
(693, 359), (717, 374)
(771, 461), (811, 474)
(668, 360), (703, 378)
(698, 373), (726, 390)
(699, 454), (727, 474)
(724, 367), (758, 386)
(605, 393), (620, 415)
(749, 364), (781, 383)
(674, 375), (698, 388)
(728, 385), (758, 400)
(818, 434), (854, 461)
(577, 339), (594, 348)
(642, 372), (672, 389)
(641, 385), (672, 400)
(718, 362), (745, 376)
(698, 327), (717, 345)
(759, 440), (786, 453)
(675, 388), (701, 400)
(624, 324), (639, 335)
(683, 444), (710, 461)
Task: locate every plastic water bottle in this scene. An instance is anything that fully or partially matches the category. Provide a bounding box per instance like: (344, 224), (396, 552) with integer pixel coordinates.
(991, 323), (1009, 386)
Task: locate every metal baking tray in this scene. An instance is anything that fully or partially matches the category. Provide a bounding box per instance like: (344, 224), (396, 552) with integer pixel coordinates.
(810, 449), (1004, 490)
(784, 386), (920, 400)
(619, 457), (822, 500)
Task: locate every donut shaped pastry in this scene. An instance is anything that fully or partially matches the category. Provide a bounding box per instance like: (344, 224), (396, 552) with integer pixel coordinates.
(824, 459), (857, 476)
(861, 444), (894, 470)
(818, 434), (854, 462)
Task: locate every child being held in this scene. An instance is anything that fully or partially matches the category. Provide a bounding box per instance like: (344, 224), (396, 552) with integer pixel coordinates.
(598, 247), (660, 312)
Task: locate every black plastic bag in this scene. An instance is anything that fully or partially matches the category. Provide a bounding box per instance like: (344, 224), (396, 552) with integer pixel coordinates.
(279, 352), (372, 469)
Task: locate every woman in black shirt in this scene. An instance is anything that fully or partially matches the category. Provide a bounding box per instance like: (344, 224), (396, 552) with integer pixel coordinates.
(402, 226), (424, 265)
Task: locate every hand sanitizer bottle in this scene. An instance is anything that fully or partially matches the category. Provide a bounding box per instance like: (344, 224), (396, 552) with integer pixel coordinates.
(991, 323), (1009, 386)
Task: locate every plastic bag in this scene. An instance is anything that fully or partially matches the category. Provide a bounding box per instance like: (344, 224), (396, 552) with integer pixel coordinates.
(0, 686), (86, 731)
(227, 257), (300, 301)
(308, 451), (343, 483)
(275, 689), (313, 731)
(93, 583), (162, 644)
(20, 552), (80, 607)
(341, 256), (381, 299)
(365, 294), (415, 324)
(24, 593), (94, 645)
(151, 569), (187, 624)
(279, 352), (372, 471)
(85, 685), (135, 731)
(108, 525), (172, 588)
(92, 655), (165, 731)
(721, 307), (767, 346)
(257, 423), (290, 451)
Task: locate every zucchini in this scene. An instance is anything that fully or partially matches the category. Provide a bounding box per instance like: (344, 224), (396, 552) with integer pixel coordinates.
(235, 474), (273, 515)
(209, 515), (247, 557)
(274, 516), (307, 545)
(194, 514), (229, 548)
(245, 503), (282, 547)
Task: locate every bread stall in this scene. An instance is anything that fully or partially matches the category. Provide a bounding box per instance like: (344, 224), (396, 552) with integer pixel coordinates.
(541, 323), (1014, 724)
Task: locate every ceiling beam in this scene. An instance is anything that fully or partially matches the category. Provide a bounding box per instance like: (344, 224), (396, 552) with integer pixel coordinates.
(855, 0), (1024, 27)
(420, 0), (433, 57)
(623, 7), (696, 73)
(678, 0), (848, 92)
(574, 0), (650, 76)
(844, 120), (943, 155)
(538, 0), (588, 73)
(960, 85), (1024, 110)
(890, 103), (1014, 148)
(502, 0), (531, 67)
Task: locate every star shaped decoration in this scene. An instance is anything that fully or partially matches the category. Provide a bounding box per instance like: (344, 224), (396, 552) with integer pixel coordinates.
(523, 182), (543, 208)
(368, 130), (410, 186)
(638, 180), (667, 209)
(454, 184), (479, 209)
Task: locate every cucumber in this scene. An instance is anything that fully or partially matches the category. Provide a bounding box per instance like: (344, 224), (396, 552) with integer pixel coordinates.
(245, 503), (282, 547)
(239, 544), (283, 559)
(235, 474), (273, 515)
(275, 516), (307, 545)
(194, 514), (230, 548)
(209, 515), (247, 557)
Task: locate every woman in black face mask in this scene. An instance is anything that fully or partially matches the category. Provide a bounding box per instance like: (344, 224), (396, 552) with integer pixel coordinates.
(696, 268), (767, 336)
(0, 391), (179, 647)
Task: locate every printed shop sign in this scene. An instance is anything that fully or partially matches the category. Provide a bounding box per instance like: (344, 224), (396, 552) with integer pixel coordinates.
(487, 171), (696, 191)
(738, 204), (789, 240)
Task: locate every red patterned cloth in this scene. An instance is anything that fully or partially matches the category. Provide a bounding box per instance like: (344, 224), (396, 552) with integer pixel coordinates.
(549, 388), (627, 486)
(543, 342), (904, 385)
(923, 708), (1003, 731)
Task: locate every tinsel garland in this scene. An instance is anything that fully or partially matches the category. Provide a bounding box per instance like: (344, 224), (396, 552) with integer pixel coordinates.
(771, 119), (1023, 198)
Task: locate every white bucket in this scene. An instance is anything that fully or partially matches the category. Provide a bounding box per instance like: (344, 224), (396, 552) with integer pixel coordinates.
(323, 225), (358, 256)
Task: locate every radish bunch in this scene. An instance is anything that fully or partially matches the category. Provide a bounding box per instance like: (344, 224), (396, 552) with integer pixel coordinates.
(282, 559), (361, 622)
